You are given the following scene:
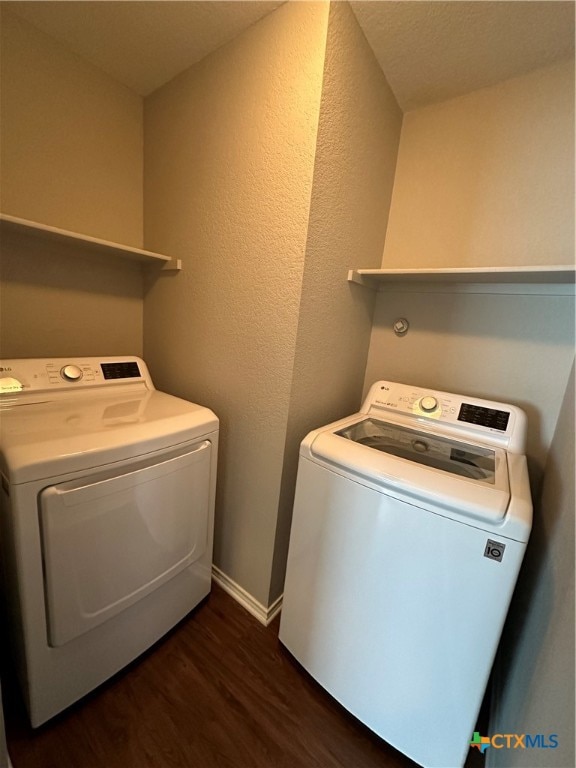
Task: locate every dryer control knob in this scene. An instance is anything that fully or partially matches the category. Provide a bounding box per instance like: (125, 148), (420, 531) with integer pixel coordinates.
(420, 396), (438, 412)
(61, 365), (83, 382)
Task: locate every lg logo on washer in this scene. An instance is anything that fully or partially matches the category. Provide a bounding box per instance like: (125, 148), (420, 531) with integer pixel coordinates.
(484, 539), (506, 562)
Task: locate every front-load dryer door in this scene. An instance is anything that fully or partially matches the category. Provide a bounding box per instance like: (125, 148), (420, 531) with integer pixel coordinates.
(39, 440), (212, 647)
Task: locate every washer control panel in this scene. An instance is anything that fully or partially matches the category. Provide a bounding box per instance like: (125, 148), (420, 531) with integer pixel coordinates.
(361, 380), (525, 451)
(419, 396), (439, 413)
(45, 361), (101, 386)
(366, 383), (458, 421)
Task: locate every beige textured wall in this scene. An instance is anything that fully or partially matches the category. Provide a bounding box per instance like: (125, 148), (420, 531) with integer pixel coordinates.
(143, 1), (330, 606)
(0, 11), (144, 359)
(0, 232), (143, 359)
(0, 10), (143, 246)
(270, 0), (402, 600)
(367, 58), (575, 489)
(488, 362), (575, 768)
(382, 59), (575, 268)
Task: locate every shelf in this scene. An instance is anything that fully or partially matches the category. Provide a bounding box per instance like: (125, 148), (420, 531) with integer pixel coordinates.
(348, 266), (575, 294)
(0, 214), (182, 271)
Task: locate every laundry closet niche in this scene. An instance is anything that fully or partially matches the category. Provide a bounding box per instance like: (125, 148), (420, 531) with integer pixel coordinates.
(0, 11), (574, 744)
(0, 0), (400, 616)
(362, 54), (574, 489)
(350, 7), (575, 766)
(0, 8), (145, 358)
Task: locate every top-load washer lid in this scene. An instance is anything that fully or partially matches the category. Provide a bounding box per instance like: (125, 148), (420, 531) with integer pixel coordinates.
(307, 415), (511, 524)
(0, 389), (218, 484)
(336, 419), (496, 483)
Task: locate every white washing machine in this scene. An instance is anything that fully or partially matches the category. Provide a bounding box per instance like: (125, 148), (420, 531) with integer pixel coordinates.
(0, 356), (218, 726)
(279, 380), (532, 768)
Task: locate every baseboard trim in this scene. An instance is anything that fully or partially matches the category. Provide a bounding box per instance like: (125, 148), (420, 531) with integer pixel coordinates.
(211, 566), (282, 626)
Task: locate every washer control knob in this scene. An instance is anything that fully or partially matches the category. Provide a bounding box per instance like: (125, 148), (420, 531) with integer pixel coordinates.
(420, 395), (438, 413)
(61, 365), (83, 382)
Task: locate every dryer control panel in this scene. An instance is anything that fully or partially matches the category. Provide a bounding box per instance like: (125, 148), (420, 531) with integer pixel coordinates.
(362, 380), (526, 453)
(0, 357), (153, 396)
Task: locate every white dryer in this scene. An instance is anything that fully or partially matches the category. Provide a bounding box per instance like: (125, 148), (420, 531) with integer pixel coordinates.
(0, 357), (218, 726)
(279, 380), (532, 768)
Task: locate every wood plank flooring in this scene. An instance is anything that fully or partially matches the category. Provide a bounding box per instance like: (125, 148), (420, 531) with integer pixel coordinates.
(3, 585), (484, 768)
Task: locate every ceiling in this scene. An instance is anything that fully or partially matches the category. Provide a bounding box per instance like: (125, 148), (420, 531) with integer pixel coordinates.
(4, 0), (575, 109)
(3, 1), (285, 96)
(350, 1), (575, 110)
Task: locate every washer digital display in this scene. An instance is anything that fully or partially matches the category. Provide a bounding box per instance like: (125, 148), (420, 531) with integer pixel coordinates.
(458, 403), (510, 431)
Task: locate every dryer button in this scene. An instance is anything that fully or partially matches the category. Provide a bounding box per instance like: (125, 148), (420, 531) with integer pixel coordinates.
(61, 365), (83, 382)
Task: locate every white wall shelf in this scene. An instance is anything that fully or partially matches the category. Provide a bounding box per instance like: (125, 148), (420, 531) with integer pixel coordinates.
(348, 266), (575, 295)
(0, 213), (182, 271)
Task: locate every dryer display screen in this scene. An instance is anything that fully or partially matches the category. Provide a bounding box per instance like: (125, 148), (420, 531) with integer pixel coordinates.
(458, 404), (510, 431)
(101, 362), (141, 380)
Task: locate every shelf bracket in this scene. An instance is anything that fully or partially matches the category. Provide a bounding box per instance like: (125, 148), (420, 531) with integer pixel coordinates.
(161, 258), (183, 272)
(347, 269), (377, 289)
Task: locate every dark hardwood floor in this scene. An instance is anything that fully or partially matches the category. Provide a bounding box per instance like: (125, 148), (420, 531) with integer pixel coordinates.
(3, 585), (484, 768)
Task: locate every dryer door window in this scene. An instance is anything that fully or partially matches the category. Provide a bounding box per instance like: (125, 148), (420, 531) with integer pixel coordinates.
(40, 440), (212, 647)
